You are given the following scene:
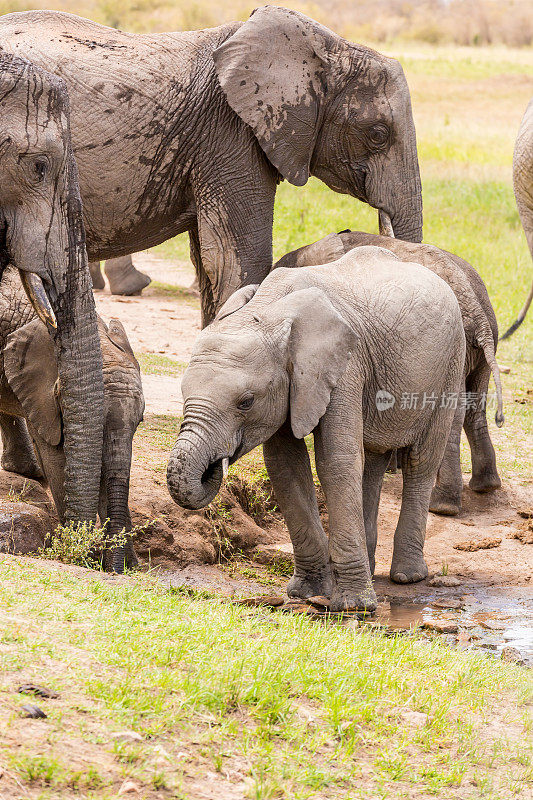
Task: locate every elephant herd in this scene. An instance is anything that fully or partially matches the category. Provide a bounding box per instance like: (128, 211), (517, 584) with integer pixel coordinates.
(0, 7), (529, 609)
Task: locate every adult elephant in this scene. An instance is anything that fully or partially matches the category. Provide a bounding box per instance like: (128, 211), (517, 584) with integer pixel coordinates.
(0, 53), (104, 523)
(0, 6), (423, 324)
(502, 97), (533, 339)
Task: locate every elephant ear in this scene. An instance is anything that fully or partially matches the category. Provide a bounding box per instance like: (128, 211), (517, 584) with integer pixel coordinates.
(213, 6), (339, 186)
(4, 319), (62, 446)
(215, 284), (260, 321)
(270, 287), (358, 439)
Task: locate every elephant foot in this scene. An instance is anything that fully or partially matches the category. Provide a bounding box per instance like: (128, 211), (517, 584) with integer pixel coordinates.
(329, 582), (377, 614)
(1, 452), (43, 480)
(390, 557), (428, 585)
(287, 569), (333, 600)
(429, 486), (462, 516)
(469, 471), (501, 493)
(89, 261), (105, 291)
(105, 257), (151, 296)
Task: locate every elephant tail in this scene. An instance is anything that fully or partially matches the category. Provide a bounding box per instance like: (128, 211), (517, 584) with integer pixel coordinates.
(500, 279), (533, 339)
(476, 324), (505, 428)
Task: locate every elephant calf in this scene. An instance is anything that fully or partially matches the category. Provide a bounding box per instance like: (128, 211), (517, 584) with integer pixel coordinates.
(0, 267), (144, 572)
(276, 230), (505, 516)
(167, 246), (466, 612)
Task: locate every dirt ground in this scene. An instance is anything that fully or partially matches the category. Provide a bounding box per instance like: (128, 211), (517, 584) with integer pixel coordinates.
(90, 253), (533, 599)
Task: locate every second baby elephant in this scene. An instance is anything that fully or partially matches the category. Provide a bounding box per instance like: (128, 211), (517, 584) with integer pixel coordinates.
(0, 267), (144, 571)
(275, 230), (505, 516)
(167, 247), (466, 611)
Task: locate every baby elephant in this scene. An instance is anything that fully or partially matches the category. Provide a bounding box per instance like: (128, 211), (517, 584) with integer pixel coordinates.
(167, 246), (466, 611)
(0, 268), (144, 571)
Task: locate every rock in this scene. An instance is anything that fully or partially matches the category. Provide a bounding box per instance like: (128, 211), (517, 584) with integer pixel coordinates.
(235, 595), (284, 608)
(431, 598), (462, 610)
(0, 471), (53, 512)
(21, 704), (47, 719)
(0, 501), (53, 555)
(252, 541), (294, 569)
(428, 575), (461, 587)
(111, 731), (143, 744)
(307, 596), (331, 609)
(18, 684), (59, 699)
(454, 537), (501, 552)
(118, 780), (139, 794)
(501, 646), (523, 664)
(479, 619), (506, 631)
(399, 710), (429, 727)
(422, 619), (459, 634)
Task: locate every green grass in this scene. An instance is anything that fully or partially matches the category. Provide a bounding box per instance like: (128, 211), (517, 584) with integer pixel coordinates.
(0, 556), (531, 799)
(136, 352), (188, 377)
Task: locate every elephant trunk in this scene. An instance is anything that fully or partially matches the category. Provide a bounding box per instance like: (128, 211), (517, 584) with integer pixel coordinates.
(104, 477), (131, 573)
(167, 429), (224, 510)
(10, 150), (104, 523)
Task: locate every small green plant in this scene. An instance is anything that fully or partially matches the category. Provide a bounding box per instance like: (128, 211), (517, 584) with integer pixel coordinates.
(38, 520), (143, 570)
(7, 480), (31, 503)
(441, 561), (449, 576)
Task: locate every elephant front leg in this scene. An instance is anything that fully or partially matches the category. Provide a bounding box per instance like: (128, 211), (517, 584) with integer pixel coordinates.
(89, 261), (105, 291)
(0, 414), (43, 480)
(263, 421), (332, 599)
(314, 408), (377, 613)
(104, 256), (151, 297)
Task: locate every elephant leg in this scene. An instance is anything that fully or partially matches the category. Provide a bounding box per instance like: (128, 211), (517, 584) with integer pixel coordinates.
(263, 421), (332, 600)
(89, 260), (105, 291)
(0, 413), (42, 479)
(463, 366), (501, 493)
(189, 227), (217, 328)
(390, 443), (442, 585)
(363, 450), (392, 576)
(104, 255), (151, 296)
(314, 404), (376, 613)
(429, 390), (467, 516)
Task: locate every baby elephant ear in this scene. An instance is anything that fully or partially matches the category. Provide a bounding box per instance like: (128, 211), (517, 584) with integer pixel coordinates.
(213, 6), (335, 186)
(215, 284), (260, 321)
(4, 319), (62, 446)
(272, 287), (358, 439)
(107, 318), (136, 358)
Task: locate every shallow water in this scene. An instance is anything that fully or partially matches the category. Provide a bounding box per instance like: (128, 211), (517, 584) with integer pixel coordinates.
(366, 588), (533, 665)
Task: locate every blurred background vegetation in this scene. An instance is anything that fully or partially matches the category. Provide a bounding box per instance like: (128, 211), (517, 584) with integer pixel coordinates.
(0, 0), (532, 46)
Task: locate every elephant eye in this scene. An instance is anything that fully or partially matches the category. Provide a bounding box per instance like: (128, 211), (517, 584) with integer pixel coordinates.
(368, 124), (389, 147)
(237, 393), (254, 411)
(33, 158), (49, 183)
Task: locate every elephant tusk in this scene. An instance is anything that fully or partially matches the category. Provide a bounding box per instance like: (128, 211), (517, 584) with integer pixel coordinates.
(378, 210), (395, 238)
(222, 457), (229, 479)
(19, 271), (57, 330)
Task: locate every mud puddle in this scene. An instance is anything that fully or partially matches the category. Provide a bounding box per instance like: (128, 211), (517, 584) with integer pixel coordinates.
(368, 588), (533, 666)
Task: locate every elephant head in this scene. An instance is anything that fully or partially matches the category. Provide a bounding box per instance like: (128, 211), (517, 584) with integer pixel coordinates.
(214, 6), (422, 242)
(167, 277), (356, 509)
(4, 316), (144, 572)
(0, 53), (104, 522)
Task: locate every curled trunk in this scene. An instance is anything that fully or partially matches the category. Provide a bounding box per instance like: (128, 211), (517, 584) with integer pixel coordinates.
(167, 431), (223, 510)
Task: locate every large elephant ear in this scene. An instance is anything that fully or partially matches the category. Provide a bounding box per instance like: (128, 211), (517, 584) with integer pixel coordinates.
(270, 287), (358, 439)
(4, 319), (62, 446)
(213, 6), (339, 186)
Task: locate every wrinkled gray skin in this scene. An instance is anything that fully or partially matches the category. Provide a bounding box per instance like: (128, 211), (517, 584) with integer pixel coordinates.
(503, 97), (533, 338)
(0, 53), (104, 523)
(0, 267), (144, 571)
(167, 247), (465, 611)
(276, 231), (504, 516)
(89, 256), (151, 296)
(0, 6), (422, 324)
